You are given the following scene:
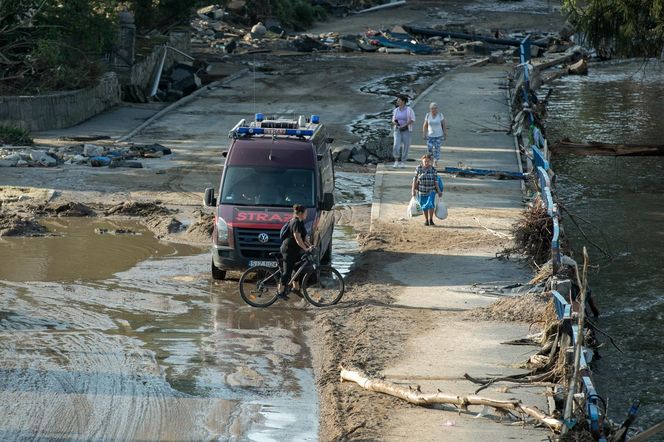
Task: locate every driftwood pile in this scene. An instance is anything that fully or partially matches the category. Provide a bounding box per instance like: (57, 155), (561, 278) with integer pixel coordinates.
(499, 196), (554, 266)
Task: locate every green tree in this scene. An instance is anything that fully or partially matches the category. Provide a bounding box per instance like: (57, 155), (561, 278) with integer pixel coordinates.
(0, 0), (199, 93)
(564, 0), (664, 57)
(0, 0), (118, 92)
(128, 0), (199, 30)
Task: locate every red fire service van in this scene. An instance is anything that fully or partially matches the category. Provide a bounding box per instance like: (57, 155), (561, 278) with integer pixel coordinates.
(204, 113), (335, 280)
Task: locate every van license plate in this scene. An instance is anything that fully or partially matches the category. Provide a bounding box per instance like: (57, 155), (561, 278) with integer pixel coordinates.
(249, 260), (278, 268)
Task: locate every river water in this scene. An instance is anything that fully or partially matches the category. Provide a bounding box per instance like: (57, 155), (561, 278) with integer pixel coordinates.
(545, 59), (664, 428)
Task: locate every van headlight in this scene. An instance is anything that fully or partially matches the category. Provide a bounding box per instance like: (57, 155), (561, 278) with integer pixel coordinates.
(216, 217), (229, 245)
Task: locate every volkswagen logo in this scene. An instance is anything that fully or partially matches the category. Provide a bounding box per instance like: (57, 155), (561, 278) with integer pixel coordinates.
(257, 233), (269, 243)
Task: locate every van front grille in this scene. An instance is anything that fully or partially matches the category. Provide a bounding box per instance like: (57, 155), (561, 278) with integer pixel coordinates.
(234, 228), (281, 259)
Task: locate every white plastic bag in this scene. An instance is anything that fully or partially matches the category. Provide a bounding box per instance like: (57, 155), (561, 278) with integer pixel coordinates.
(435, 195), (448, 220)
(407, 196), (423, 217)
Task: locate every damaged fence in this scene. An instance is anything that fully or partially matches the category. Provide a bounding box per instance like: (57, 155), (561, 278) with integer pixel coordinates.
(512, 36), (606, 441)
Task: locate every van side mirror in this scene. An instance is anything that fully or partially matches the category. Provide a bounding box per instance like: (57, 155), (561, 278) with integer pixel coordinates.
(326, 137), (334, 144)
(221, 151), (228, 157)
(320, 192), (334, 211)
(204, 187), (216, 207)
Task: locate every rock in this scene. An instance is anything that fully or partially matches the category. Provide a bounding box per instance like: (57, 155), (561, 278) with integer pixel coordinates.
(83, 143), (104, 157)
(28, 150), (56, 167)
(0, 153), (20, 167)
(339, 38), (360, 52)
(333, 146), (353, 163)
(16, 160), (28, 167)
(350, 148), (368, 164)
(489, 51), (505, 64)
(71, 155), (88, 164)
(292, 35), (327, 52)
(251, 22), (267, 38)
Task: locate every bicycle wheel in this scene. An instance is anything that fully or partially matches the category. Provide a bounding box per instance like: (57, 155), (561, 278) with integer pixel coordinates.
(302, 266), (345, 307)
(239, 266), (280, 308)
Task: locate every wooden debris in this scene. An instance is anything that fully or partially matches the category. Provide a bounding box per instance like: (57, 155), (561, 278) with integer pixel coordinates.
(567, 58), (588, 75)
(551, 139), (664, 156)
(340, 366), (563, 433)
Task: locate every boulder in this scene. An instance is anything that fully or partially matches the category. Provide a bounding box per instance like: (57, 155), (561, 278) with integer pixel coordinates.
(292, 35), (327, 52)
(251, 22), (267, 38)
(28, 150), (56, 167)
(339, 38), (360, 52)
(489, 50), (505, 64)
(350, 148), (368, 164)
(83, 144), (104, 157)
(0, 153), (20, 167)
(332, 146), (353, 163)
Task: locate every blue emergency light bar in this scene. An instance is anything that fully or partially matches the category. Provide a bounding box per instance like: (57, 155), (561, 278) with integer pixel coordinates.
(236, 127), (315, 136)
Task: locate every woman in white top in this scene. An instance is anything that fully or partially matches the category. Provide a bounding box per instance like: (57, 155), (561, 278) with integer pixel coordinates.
(391, 95), (416, 168)
(422, 102), (448, 166)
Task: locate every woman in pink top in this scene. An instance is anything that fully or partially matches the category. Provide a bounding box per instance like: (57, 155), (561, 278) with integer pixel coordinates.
(391, 95), (415, 168)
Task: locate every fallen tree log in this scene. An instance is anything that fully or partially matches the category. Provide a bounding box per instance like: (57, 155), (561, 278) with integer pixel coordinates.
(403, 25), (549, 47)
(340, 366), (563, 433)
(550, 140), (664, 156)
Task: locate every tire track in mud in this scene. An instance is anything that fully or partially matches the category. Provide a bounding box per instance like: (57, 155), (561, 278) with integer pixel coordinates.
(0, 253), (318, 441)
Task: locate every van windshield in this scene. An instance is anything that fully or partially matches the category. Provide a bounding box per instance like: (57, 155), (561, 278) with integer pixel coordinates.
(221, 166), (316, 207)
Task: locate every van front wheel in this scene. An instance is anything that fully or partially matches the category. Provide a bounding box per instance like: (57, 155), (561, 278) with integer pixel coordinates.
(211, 259), (226, 280)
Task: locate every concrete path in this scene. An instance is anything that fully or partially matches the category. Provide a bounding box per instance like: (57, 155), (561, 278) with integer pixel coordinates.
(372, 64), (550, 440)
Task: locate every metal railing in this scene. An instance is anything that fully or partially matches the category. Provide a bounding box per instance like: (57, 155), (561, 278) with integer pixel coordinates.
(516, 37), (604, 440)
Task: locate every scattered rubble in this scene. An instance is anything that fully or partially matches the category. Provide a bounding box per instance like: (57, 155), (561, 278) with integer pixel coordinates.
(0, 143), (171, 168)
(95, 228), (141, 235)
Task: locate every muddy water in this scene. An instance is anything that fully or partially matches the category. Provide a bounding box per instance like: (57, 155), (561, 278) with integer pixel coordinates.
(545, 59), (664, 427)
(0, 180), (363, 440)
(0, 218), (200, 282)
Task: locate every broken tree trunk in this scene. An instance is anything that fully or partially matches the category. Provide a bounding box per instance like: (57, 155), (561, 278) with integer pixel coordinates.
(551, 140), (664, 156)
(340, 367), (563, 433)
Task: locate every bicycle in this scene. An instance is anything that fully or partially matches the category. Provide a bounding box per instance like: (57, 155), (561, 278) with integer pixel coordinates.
(239, 248), (345, 308)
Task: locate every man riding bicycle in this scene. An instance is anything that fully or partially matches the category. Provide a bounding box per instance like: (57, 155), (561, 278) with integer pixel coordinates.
(278, 204), (314, 299)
